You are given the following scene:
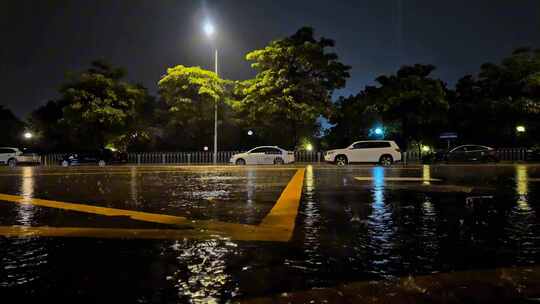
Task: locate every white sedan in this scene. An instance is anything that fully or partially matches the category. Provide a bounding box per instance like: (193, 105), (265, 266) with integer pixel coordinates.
(230, 146), (295, 165)
(0, 147), (40, 167)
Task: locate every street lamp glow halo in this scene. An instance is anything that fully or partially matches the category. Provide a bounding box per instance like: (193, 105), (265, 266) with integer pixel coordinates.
(203, 21), (215, 37)
(24, 132), (33, 139)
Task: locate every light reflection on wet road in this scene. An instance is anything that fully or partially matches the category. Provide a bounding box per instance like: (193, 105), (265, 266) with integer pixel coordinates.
(0, 164), (539, 303)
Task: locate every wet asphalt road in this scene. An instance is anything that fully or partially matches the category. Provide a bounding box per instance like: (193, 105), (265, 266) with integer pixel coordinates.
(0, 164), (539, 303)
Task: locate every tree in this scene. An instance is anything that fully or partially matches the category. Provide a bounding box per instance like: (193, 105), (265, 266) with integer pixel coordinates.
(0, 105), (24, 146)
(324, 93), (376, 148)
(28, 99), (66, 151)
(157, 65), (230, 150)
(362, 64), (449, 149)
(452, 48), (540, 146)
(236, 27), (350, 148)
(30, 60), (152, 151)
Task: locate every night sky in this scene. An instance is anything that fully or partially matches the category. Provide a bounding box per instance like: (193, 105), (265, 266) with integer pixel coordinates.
(1, 0), (539, 118)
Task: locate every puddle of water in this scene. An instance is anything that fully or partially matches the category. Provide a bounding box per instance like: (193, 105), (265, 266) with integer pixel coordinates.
(0, 165), (539, 302)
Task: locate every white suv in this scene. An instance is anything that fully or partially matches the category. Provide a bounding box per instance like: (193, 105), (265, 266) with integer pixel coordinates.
(230, 146), (295, 165)
(324, 140), (402, 166)
(0, 147), (22, 167)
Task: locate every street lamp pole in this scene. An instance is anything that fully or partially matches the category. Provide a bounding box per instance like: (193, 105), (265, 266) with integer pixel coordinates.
(213, 48), (218, 164)
(204, 21), (218, 164)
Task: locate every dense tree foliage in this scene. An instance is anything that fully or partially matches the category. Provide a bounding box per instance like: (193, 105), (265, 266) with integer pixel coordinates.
(324, 93), (375, 148)
(326, 64), (448, 149)
(235, 27), (350, 148)
(157, 65), (232, 150)
(364, 64), (449, 148)
(0, 105), (25, 146)
(29, 61), (154, 151)
(450, 48), (540, 146)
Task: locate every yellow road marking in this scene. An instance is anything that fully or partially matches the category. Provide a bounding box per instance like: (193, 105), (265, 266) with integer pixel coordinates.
(354, 177), (442, 182)
(0, 193), (190, 225)
(260, 168), (306, 239)
(0, 168), (306, 242)
(0, 224), (291, 242)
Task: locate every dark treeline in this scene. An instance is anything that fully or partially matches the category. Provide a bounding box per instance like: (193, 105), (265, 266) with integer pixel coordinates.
(3, 28), (539, 152)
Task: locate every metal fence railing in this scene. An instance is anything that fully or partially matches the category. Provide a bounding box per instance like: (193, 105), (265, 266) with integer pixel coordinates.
(402, 147), (529, 163)
(130, 151), (239, 164)
(37, 148), (530, 166)
(495, 148), (528, 161)
(41, 153), (64, 166)
(129, 151), (323, 164)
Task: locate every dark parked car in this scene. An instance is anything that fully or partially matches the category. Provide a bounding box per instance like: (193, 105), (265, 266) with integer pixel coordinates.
(60, 149), (127, 167)
(436, 145), (499, 163)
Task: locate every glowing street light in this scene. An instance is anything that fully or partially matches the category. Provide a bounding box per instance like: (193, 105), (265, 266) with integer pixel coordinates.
(23, 132), (33, 139)
(516, 125), (526, 133)
(374, 128), (383, 135)
(203, 21), (215, 37)
(305, 143), (313, 151)
(421, 145), (430, 153)
(247, 130), (254, 136)
(203, 146), (209, 151)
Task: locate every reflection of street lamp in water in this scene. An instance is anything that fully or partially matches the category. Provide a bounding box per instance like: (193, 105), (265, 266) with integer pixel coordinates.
(422, 165), (431, 185)
(18, 167), (35, 225)
(516, 165), (529, 211)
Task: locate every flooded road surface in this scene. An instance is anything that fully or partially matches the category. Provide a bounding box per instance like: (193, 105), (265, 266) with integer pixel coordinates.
(0, 164), (539, 303)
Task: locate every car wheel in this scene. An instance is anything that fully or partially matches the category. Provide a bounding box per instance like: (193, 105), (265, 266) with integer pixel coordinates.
(235, 158), (246, 165)
(335, 155), (348, 166)
(7, 158), (17, 168)
(274, 157), (284, 165)
(61, 160), (69, 167)
(379, 155), (393, 167)
(98, 160), (106, 167)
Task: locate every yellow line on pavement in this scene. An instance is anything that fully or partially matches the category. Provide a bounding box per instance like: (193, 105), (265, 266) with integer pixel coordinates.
(0, 225), (290, 242)
(0, 168), (306, 242)
(0, 193), (189, 226)
(260, 168), (305, 240)
(355, 177), (442, 182)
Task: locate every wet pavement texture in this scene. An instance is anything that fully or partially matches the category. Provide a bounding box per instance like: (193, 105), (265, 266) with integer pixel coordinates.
(0, 164), (539, 303)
